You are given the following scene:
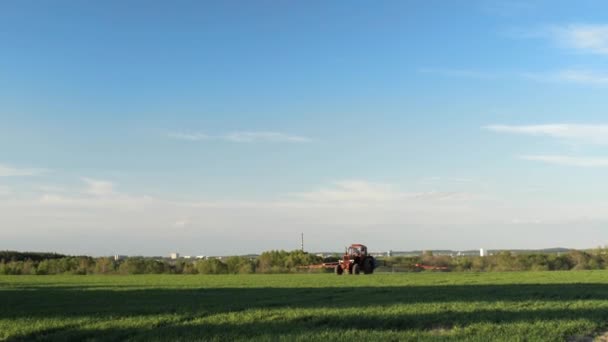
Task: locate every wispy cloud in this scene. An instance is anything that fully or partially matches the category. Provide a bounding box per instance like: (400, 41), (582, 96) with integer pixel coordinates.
(167, 132), (210, 141)
(480, 0), (536, 17)
(168, 131), (312, 143)
(422, 67), (608, 86)
(223, 131), (311, 143)
(512, 24), (608, 55)
(294, 180), (401, 202)
(0, 185), (11, 196)
(418, 68), (501, 79)
(6, 176), (608, 254)
(487, 124), (608, 167)
(293, 180), (476, 203)
(524, 69), (608, 85)
(549, 24), (608, 55)
(485, 124), (608, 145)
(173, 219), (190, 228)
(520, 155), (608, 167)
(0, 164), (46, 177)
(82, 178), (115, 196)
(418, 176), (475, 184)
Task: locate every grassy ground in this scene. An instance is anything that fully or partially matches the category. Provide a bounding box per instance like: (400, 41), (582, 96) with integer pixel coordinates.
(2, 272), (608, 341)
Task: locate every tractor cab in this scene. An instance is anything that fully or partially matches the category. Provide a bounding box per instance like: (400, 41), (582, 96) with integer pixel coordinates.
(347, 244), (367, 258)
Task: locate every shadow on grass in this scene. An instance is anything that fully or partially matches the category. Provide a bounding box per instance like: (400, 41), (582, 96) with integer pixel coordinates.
(8, 306), (608, 341)
(3, 283), (608, 340)
(3, 284), (608, 317)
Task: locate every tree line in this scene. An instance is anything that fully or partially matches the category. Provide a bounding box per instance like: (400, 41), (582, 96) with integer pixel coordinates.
(3, 249), (608, 275)
(0, 251), (66, 262)
(383, 249), (608, 272)
(0, 250), (324, 275)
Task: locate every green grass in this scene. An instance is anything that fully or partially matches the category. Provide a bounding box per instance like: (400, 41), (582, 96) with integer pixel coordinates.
(3, 271), (608, 341)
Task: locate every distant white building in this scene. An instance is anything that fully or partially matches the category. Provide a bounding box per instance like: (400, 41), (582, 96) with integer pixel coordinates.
(170, 252), (179, 260)
(114, 255), (127, 261)
(480, 248), (486, 257)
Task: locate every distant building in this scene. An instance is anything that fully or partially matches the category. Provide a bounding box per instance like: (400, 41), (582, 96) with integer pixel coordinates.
(170, 252), (179, 260)
(183, 256), (191, 259)
(114, 255), (127, 261)
(195, 255), (206, 259)
(387, 250), (393, 257)
(480, 248), (486, 257)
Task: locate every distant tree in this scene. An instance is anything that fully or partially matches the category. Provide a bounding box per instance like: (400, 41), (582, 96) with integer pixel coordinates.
(118, 258), (147, 274)
(95, 257), (116, 274)
(470, 256), (491, 271)
(37, 260), (52, 274)
(238, 261), (255, 274)
(451, 257), (473, 271)
(256, 250), (322, 273)
(196, 259), (228, 274)
(569, 251), (592, 270)
(145, 260), (168, 274)
(0, 251), (66, 262)
(182, 262), (198, 274)
(22, 260), (35, 275)
(225, 256), (255, 274)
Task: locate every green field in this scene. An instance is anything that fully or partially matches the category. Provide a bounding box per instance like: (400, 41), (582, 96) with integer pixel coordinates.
(3, 272), (608, 341)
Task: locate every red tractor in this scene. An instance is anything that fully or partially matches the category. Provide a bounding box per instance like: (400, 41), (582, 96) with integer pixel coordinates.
(335, 244), (375, 275)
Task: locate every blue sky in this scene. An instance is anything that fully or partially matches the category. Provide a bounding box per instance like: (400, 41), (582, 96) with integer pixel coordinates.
(3, 1), (608, 256)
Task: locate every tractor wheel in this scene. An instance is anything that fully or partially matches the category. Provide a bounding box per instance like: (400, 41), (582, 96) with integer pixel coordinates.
(335, 265), (343, 275)
(352, 263), (360, 275)
(363, 257), (374, 274)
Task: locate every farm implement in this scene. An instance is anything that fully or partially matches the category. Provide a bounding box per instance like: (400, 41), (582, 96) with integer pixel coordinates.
(414, 264), (449, 271)
(300, 244), (376, 275)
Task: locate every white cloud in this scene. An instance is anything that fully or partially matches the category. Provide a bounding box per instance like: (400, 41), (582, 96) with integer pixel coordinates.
(4, 178), (608, 254)
(418, 68), (501, 79)
(82, 178), (115, 196)
(487, 124), (608, 168)
(37, 185), (68, 193)
(510, 218), (543, 225)
(0, 164), (46, 177)
(4, 179), (597, 229)
(0, 185), (11, 196)
(173, 219), (190, 227)
(224, 131), (311, 143)
(524, 69), (608, 85)
(426, 24), (608, 86)
(549, 24), (608, 55)
(167, 132), (210, 141)
(480, 0), (535, 17)
(293, 180), (477, 204)
(485, 124), (608, 145)
(520, 155), (608, 167)
(294, 180), (401, 202)
(422, 67), (608, 86)
(168, 131), (312, 143)
(418, 176), (475, 184)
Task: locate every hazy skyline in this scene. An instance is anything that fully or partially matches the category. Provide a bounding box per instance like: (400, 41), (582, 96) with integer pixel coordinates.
(3, 1), (608, 256)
